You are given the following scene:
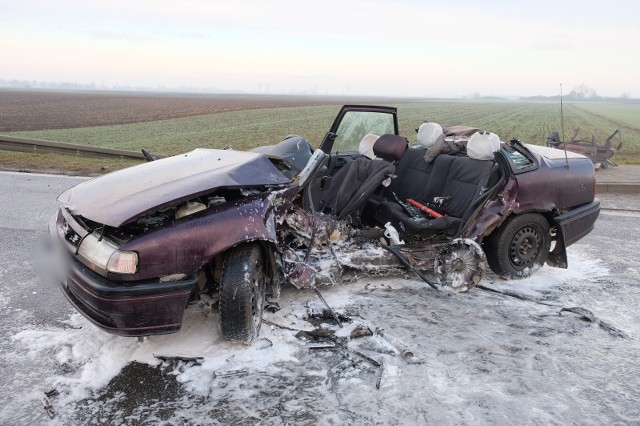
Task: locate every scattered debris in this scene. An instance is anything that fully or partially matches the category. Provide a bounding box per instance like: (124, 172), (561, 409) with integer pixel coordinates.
(305, 307), (351, 324)
(296, 328), (338, 350)
(305, 342), (337, 349)
(560, 307), (629, 338)
(350, 324), (373, 339)
(295, 328), (335, 342)
(346, 348), (384, 390)
(376, 328), (414, 358)
(264, 302), (281, 313)
(44, 388), (59, 398)
(382, 244), (439, 291)
(154, 355), (204, 365)
(330, 245), (344, 273)
(376, 361), (385, 390)
(214, 368), (249, 378)
(313, 288), (344, 328)
(349, 349), (382, 368)
(262, 319), (300, 331)
(477, 285), (560, 307)
(255, 337), (273, 350)
(41, 395), (55, 418)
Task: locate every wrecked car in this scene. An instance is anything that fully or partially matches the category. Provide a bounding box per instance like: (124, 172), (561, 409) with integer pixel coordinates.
(50, 105), (600, 343)
(547, 128), (623, 169)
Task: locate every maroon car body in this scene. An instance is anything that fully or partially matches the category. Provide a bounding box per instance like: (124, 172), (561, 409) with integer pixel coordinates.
(51, 105), (600, 341)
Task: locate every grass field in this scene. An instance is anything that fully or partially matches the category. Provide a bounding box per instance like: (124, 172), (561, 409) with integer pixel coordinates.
(2, 100), (639, 174)
(571, 103), (640, 130)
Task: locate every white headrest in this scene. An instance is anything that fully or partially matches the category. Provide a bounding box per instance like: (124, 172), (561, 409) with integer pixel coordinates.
(467, 132), (501, 160)
(417, 122), (443, 148)
(358, 134), (380, 159)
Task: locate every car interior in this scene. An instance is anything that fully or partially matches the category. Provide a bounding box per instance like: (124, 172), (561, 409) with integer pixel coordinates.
(259, 126), (504, 242)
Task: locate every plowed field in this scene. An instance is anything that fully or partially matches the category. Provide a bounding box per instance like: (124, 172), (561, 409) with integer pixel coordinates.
(0, 90), (416, 132)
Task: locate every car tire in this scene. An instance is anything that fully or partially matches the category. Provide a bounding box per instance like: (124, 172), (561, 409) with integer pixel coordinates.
(219, 243), (266, 343)
(483, 213), (551, 278)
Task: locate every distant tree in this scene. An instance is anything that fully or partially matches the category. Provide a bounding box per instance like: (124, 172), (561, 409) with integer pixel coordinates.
(569, 84), (598, 99)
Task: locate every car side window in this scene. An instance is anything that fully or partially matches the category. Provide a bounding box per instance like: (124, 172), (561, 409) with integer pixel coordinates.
(332, 111), (395, 153)
(506, 147), (537, 172)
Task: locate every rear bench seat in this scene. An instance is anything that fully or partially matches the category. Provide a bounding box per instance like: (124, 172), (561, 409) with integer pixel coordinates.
(371, 132), (501, 238)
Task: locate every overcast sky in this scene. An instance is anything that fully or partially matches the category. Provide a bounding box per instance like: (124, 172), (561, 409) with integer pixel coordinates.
(2, 0), (639, 97)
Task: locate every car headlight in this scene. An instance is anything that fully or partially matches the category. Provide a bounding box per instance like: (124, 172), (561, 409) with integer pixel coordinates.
(77, 232), (137, 274)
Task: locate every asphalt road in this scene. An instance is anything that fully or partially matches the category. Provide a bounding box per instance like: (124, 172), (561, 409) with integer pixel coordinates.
(1, 171), (639, 425)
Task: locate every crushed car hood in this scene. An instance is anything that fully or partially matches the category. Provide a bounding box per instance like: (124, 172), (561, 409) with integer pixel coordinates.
(58, 148), (291, 227)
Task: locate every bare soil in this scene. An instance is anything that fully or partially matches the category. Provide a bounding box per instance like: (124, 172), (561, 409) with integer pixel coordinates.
(0, 89), (417, 132)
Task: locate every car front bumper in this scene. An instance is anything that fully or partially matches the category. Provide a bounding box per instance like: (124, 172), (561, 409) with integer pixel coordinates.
(60, 254), (198, 337)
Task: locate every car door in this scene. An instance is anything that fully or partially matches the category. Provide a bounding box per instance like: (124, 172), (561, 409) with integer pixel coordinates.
(309, 105), (398, 210)
(320, 105), (399, 171)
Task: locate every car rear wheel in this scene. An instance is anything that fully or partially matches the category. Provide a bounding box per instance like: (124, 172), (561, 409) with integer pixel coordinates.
(219, 243), (266, 343)
(484, 213), (551, 278)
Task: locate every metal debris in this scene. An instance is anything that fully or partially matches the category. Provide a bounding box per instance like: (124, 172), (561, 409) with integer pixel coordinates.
(305, 307), (351, 324)
(295, 328), (335, 342)
(264, 302), (281, 313)
(41, 395), (55, 418)
(376, 328), (414, 358)
(154, 355), (204, 365)
(382, 244), (439, 291)
(560, 307), (629, 338)
(376, 362), (385, 390)
(296, 328), (337, 349)
(305, 341), (337, 349)
(347, 348), (384, 389)
(330, 245), (343, 273)
(350, 349), (382, 368)
(350, 324), (373, 339)
(313, 288), (344, 328)
(478, 285), (560, 307)
(262, 319), (300, 331)
(214, 368), (249, 378)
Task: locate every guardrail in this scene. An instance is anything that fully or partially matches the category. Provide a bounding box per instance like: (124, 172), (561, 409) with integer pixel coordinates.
(0, 135), (146, 160)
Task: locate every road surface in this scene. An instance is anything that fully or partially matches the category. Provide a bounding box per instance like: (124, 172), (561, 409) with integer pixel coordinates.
(1, 171), (639, 425)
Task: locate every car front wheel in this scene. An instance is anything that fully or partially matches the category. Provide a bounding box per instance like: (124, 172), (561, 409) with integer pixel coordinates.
(219, 243), (266, 343)
(484, 213), (551, 278)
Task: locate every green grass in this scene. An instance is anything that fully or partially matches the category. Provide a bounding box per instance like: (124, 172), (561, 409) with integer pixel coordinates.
(0, 151), (141, 175)
(570, 103), (640, 130)
(4, 101), (640, 173)
(5, 105), (340, 155)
